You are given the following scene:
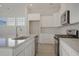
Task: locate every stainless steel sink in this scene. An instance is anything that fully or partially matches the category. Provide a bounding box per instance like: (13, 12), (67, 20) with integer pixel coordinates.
(14, 36), (29, 40)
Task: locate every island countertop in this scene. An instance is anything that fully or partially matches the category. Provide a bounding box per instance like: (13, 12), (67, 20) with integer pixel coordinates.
(0, 34), (38, 48)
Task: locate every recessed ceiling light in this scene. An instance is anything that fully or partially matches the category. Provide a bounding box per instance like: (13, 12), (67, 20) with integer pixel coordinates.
(29, 4), (32, 6)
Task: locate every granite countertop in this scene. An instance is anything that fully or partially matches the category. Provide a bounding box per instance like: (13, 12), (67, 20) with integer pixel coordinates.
(60, 38), (79, 55)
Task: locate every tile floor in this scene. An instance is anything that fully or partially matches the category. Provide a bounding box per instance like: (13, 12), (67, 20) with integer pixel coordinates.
(36, 43), (56, 56)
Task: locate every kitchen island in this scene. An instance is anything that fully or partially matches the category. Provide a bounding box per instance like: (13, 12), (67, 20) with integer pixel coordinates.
(60, 38), (79, 56)
(0, 34), (38, 56)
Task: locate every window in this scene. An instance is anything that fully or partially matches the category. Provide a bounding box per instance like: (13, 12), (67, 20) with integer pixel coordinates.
(0, 17), (6, 26)
(7, 17), (15, 26)
(7, 17), (26, 26)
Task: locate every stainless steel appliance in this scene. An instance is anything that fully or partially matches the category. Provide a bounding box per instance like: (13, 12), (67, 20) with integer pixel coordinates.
(61, 10), (70, 25)
(66, 29), (79, 38)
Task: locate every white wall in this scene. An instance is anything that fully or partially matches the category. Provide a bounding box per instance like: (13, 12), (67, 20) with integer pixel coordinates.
(0, 4), (29, 38)
(38, 33), (55, 44)
(59, 4), (67, 15)
(57, 23), (79, 34)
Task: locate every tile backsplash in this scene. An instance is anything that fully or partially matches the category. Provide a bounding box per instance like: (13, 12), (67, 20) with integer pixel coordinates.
(41, 22), (79, 35)
(57, 22), (79, 34)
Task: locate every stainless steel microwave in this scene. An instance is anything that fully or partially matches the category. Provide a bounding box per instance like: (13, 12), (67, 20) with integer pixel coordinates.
(61, 10), (70, 25)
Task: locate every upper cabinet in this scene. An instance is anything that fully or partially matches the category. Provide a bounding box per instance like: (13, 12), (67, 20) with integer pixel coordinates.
(60, 4), (79, 24)
(28, 13), (40, 21)
(41, 15), (61, 27)
(53, 12), (61, 27)
(41, 15), (53, 27)
(66, 4), (79, 24)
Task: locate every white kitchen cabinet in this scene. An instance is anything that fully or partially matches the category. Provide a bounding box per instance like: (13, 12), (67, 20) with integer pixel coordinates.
(41, 15), (60, 27)
(60, 44), (69, 56)
(0, 36), (35, 56)
(41, 15), (53, 27)
(60, 4), (79, 24)
(40, 5), (64, 27)
(16, 37), (35, 56)
(25, 38), (35, 56)
(53, 12), (61, 26)
(65, 4), (79, 24)
(59, 38), (79, 56)
(28, 13), (40, 21)
(16, 50), (25, 56)
(60, 39), (71, 56)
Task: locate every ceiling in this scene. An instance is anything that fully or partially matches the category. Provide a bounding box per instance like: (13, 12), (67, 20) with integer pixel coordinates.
(27, 3), (61, 15)
(0, 3), (61, 15)
(0, 3), (26, 17)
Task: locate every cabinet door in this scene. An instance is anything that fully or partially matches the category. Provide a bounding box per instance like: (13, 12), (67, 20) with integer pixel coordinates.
(25, 38), (35, 56)
(25, 45), (31, 56)
(66, 4), (79, 24)
(41, 16), (53, 27)
(60, 46), (69, 56)
(60, 40), (69, 56)
(28, 13), (40, 21)
(30, 39), (35, 56)
(17, 50), (25, 56)
(41, 15), (60, 27)
(13, 41), (25, 56)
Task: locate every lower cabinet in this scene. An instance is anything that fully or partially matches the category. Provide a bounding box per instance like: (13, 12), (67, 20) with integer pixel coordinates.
(60, 40), (71, 56)
(25, 38), (35, 56)
(16, 38), (35, 56)
(60, 39), (78, 56)
(0, 37), (35, 56)
(17, 50), (25, 56)
(60, 45), (69, 56)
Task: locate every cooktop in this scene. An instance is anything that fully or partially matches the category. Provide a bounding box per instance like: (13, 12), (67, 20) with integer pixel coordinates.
(54, 34), (78, 39)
